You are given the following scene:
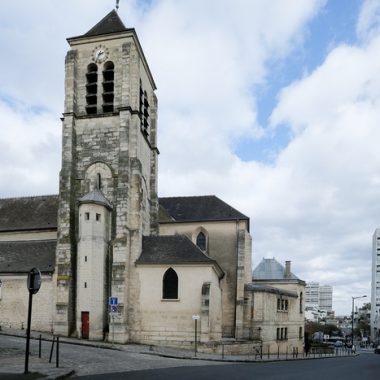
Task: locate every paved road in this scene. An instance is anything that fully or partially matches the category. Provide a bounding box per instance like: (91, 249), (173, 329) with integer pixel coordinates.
(76, 352), (380, 380)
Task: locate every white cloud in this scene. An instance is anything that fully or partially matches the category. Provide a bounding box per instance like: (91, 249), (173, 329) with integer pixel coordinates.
(4, 0), (379, 314)
(357, 0), (380, 40)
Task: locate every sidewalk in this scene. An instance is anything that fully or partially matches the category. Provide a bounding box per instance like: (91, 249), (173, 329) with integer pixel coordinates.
(0, 327), (357, 379)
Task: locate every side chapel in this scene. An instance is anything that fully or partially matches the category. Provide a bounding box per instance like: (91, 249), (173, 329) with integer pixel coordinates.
(0, 10), (304, 354)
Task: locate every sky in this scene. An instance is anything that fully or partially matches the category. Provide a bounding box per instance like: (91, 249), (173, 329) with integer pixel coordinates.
(0, 0), (379, 315)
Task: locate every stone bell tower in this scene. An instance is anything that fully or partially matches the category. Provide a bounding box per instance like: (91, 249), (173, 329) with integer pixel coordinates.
(53, 10), (158, 342)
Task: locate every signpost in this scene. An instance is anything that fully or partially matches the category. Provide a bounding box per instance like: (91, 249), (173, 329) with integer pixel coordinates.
(192, 314), (200, 356)
(109, 297), (119, 345)
(24, 268), (41, 374)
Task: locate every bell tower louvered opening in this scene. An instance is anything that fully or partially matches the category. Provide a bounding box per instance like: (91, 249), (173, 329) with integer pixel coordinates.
(139, 80), (150, 135)
(102, 61), (114, 113)
(86, 63), (98, 115)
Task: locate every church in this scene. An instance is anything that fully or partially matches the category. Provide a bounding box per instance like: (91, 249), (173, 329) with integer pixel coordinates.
(0, 10), (305, 354)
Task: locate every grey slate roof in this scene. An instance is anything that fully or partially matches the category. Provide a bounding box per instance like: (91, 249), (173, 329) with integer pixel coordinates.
(0, 195), (58, 232)
(137, 235), (223, 276)
(85, 10), (127, 37)
(245, 283), (298, 298)
(159, 195), (249, 223)
(78, 190), (113, 210)
(0, 194), (246, 232)
(0, 240), (56, 273)
(253, 258), (300, 281)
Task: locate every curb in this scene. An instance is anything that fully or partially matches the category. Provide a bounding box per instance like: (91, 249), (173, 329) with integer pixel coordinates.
(0, 331), (359, 364)
(54, 369), (75, 380)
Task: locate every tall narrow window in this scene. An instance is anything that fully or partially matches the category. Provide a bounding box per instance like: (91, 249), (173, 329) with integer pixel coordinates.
(162, 268), (178, 299)
(139, 81), (149, 135)
(196, 232), (206, 251)
(86, 63), (98, 115)
(97, 173), (102, 190)
(102, 61), (114, 113)
(300, 292), (303, 313)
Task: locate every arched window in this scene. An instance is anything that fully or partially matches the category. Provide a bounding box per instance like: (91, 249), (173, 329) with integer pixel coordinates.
(162, 268), (178, 299)
(86, 63), (98, 114)
(196, 232), (206, 251)
(102, 61), (114, 113)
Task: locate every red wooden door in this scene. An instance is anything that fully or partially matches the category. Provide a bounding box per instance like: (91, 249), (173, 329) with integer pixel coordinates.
(81, 311), (89, 339)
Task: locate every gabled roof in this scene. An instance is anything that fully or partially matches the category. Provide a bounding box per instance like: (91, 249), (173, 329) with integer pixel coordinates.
(253, 258), (300, 281)
(0, 195), (58, 232)
(158, 195), (249, 224)
(137, 235), (224, 278)
(84, 10), (127, 37)
(79, 190), (113, 210)
(0, 240), (56, 273)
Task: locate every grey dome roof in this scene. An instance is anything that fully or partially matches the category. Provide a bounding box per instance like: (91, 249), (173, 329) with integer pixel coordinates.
(78, 190), (113, 210)
(253, 258), (299, 281)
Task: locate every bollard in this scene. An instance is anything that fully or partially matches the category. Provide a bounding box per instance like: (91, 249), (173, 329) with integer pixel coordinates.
(39, 335), (42, 358)
(222, 344), (225, 359)
(268, 346), (270, 359)
(277, 345), (279, 359)
(49, 337), (55, 363)
(56, 337), (59, 368)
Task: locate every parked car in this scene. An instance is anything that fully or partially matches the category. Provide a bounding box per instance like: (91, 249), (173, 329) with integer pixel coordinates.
(374, 345), (380, 354)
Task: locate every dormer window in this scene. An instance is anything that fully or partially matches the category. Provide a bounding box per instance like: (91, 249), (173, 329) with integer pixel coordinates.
(86, 63), (98, 115)
(102, 61), (114, 113)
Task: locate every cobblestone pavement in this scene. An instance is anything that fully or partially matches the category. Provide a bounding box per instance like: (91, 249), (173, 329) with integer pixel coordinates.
(0, 331), (223, 379)
(0, 328), (358, 379)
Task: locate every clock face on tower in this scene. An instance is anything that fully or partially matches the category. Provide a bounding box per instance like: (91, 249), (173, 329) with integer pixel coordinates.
(92, 45), (109, 63)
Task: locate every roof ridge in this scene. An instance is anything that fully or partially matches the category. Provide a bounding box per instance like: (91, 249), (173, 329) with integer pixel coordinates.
(159, 195), (216, 199)
(0, 239), (56, 244)
(0, 194), (58, 201)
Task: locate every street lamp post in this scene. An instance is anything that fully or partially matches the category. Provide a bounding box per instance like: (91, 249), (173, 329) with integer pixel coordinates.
(351, 295), (367, 345)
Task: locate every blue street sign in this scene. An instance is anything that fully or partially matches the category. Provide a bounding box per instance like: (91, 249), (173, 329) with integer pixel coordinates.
(111, 305), (118, 313)
(109, 297), (118, 306)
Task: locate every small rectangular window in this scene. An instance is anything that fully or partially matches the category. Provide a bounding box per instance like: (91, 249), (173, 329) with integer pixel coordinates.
(84, 282), (87, 288)
(285, 328), (288, 339)
(277, 328), (280, 340)
(85, 256), (87, 262)
(85, 212), (90, 220)
(299, 326), (303, 339)
(96, 213), (101, 221)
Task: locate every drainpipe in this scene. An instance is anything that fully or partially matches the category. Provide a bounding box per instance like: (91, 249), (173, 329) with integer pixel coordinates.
(234, 219), (239, 338)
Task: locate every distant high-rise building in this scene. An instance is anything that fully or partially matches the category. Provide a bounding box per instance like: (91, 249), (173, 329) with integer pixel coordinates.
(371, 229), (380, 341)
(319, 285), (333, 312)
(305, 282), (333, 313)
(305, 282), (320, 308)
